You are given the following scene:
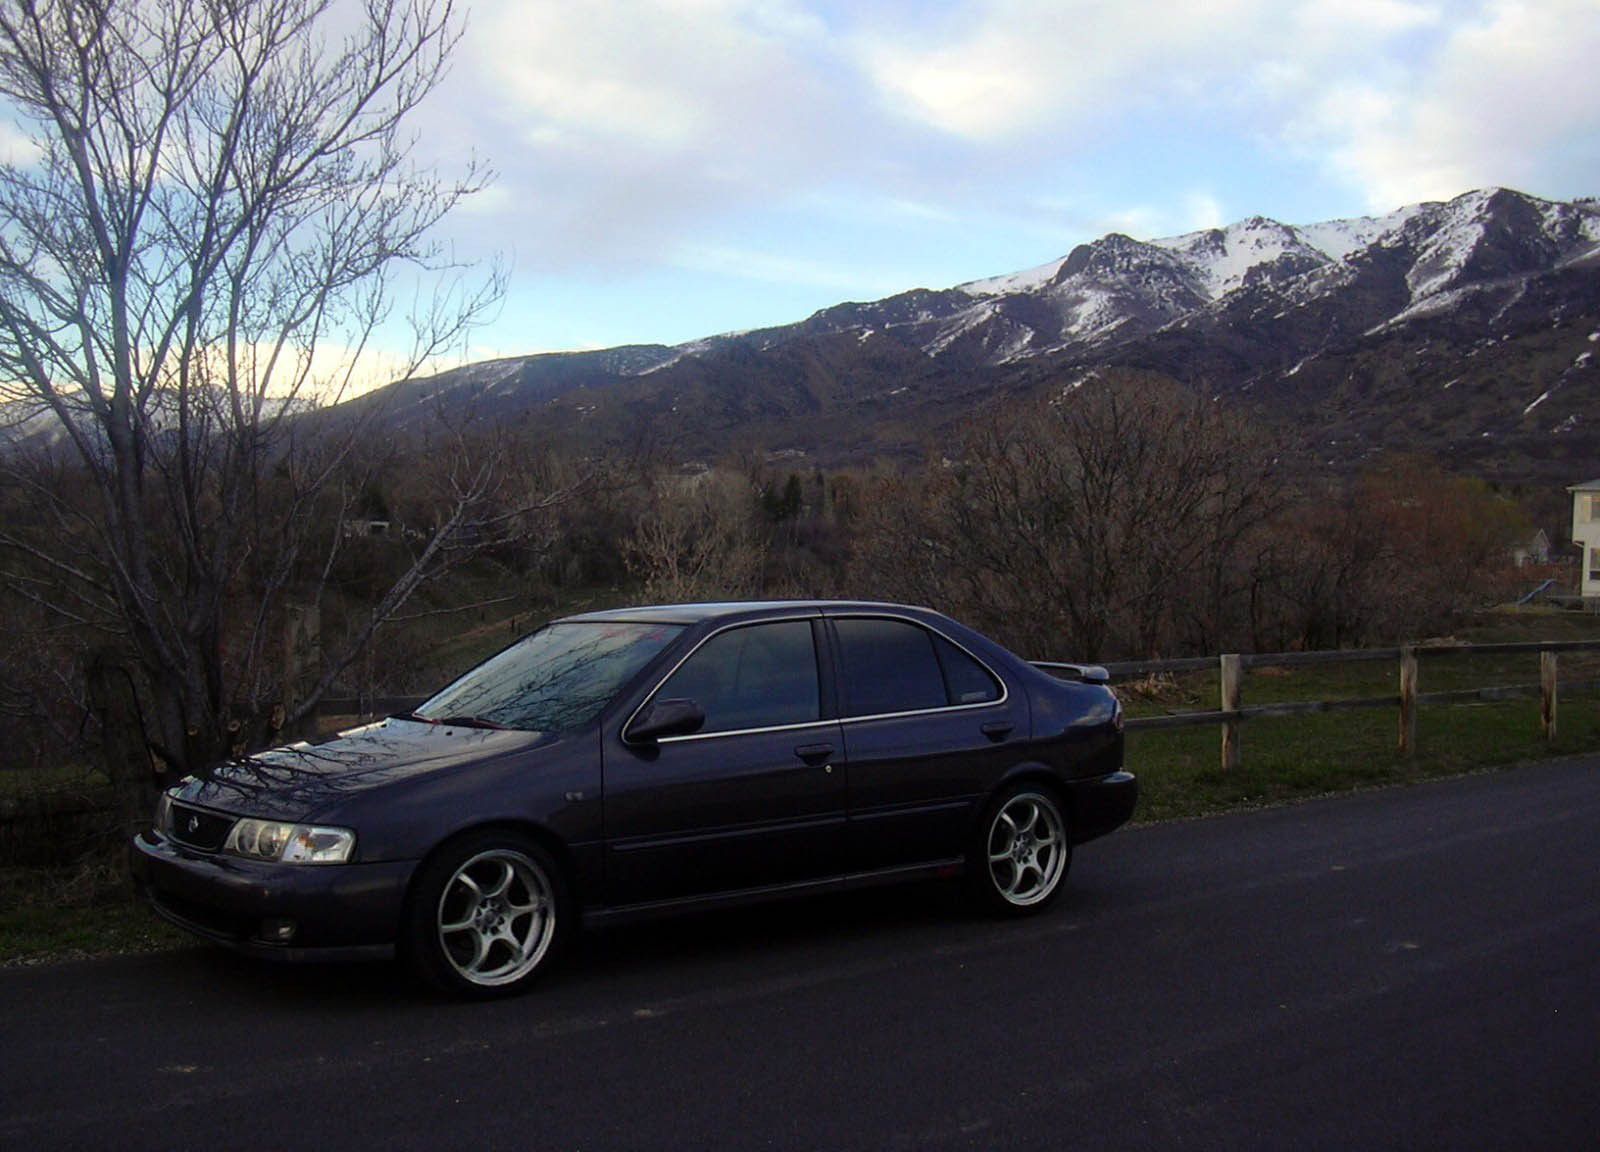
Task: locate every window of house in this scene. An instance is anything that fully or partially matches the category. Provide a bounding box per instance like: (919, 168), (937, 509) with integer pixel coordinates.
(834, 618), (1001, 717)
(653, 620), (820, 734)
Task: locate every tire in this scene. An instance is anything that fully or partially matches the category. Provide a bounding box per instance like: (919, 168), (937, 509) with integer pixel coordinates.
(405, 831), (568, 998)
(969, 784), (1071, 916)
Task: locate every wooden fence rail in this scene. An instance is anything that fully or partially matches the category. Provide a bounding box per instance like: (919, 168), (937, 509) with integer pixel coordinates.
(317, 640), (1600, 775)
(1045, 640), (1600, 771)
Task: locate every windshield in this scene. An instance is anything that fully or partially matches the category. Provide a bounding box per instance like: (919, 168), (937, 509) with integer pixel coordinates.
(413, 621), (684, 732)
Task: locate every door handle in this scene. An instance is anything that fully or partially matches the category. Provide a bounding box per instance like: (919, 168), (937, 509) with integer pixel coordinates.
(980, 721), (1014, 741)
(794, 742), (834, 766)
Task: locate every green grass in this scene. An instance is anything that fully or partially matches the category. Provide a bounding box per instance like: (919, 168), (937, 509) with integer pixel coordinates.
(0, 863), (184, 968)
(1130, 696), (1600, 822)
(1121, 608), (1600, 821)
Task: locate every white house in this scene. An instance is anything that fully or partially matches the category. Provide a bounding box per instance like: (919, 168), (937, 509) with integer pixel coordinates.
(340, 517), (391, 540)
(1572, 478), (1600, 598)
(1511, 528), (1551, 567)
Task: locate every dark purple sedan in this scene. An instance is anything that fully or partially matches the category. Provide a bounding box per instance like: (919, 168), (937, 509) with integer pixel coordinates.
(134, 601), (1135, 996)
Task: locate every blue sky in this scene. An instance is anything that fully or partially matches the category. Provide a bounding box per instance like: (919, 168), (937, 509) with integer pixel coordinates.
(285, 0), (1600, 361)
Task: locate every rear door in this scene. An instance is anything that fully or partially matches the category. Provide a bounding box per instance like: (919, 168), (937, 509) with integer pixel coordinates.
(830, 614), (1027, 872)
(603, 618), (848, 905)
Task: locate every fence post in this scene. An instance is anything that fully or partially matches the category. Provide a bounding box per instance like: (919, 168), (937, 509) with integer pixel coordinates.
(1398, 645), (1417, 758)
(1220, 654), (1242, 772)
(1541, 651), (1558, 742)
(283, 602), (322, 718)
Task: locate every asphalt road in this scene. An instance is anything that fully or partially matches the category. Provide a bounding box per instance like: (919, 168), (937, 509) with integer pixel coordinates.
(5, 757), (1599, 1151)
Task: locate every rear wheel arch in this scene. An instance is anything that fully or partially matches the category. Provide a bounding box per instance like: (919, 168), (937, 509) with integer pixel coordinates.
(985, 766), (1072, 829)
(968, 776), (1073, 915)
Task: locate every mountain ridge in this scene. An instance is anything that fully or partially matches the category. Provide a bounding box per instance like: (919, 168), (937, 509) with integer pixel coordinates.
(13, 188), (1591, 483)
(344, 186), (1597, 484)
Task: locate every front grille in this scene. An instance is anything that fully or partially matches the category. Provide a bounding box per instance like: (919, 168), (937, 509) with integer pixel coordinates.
(167, 802), (235, 852)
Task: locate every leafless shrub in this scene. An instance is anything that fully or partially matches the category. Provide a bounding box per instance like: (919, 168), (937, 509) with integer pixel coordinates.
(626, 471), (768, 603)
(0, 0), (554, 789)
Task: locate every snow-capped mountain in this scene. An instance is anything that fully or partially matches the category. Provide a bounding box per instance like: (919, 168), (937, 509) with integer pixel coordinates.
(347, 187), (1600, 481)
(720, 186), (1598, 366)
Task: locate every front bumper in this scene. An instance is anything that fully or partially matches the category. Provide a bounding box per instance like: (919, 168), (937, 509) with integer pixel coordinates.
(1064, 770), (1138, 843)
(131, 830), (416, 961)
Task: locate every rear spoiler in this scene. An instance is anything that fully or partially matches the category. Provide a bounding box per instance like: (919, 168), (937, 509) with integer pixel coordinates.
(1031, 661), (1111, 686)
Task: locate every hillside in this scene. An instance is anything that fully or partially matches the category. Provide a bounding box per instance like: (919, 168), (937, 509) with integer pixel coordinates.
(303, 188), (1600, 479)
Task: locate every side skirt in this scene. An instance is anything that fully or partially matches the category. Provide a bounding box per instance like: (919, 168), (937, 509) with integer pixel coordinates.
(580, 858), (966, 929)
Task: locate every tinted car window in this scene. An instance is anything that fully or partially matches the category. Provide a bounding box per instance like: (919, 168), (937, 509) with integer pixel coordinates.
(656, 620), (820, 734)
(416, 621), (683, 732)
(835, 618), (948, 717)
(935, 635), (1002, 705)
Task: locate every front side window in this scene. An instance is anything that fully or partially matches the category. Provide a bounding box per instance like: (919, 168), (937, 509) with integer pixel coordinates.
(834, 618), (1000, 717)
(416, 622), (684, 732)
(654, 620), (820, 735)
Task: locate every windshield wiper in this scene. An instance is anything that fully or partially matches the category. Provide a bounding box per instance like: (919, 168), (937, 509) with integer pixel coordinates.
(388, 712), (508, 730)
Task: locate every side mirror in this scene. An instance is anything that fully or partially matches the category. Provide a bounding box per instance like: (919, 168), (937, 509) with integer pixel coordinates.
(627, 698), (706, 743)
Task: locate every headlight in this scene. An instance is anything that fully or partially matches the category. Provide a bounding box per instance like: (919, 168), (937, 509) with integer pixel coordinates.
(223, 819), (355, 864)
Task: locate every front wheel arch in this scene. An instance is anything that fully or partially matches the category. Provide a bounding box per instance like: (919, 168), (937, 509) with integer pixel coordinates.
(401, 826), (572, 998)
(401, 819), (579, 923)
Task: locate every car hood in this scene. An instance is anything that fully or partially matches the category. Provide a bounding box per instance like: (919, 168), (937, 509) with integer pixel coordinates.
(172, 718), (558, 822)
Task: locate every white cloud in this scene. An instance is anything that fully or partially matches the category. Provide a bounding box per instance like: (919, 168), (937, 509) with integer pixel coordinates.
(1293, 0), (1443, 37)
(1307, 0), (1600, 208)
(849, 0), (1447, 142)
(393, 0), (1600, 350)
(471, 0), (834, 155)
(0, 121), (42, 166)
(854, 0), (1597, 216)
(443, 0), (870, 267)
(853, 1), (1243, 141)
(1182, 191), (1228, 232)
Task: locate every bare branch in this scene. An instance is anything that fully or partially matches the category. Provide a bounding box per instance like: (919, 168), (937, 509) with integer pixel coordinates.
(0, 0), (505, 772)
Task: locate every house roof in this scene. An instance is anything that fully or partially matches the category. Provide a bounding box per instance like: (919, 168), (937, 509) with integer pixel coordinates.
(1570, 478), (1600, 491)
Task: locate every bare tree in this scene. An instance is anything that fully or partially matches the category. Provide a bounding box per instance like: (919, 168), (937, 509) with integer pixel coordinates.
(851, 372), (1285, 661)
(626, 470), (768, 603)
(0, 0), (513, 778)
(1261, 458), (1528, 649)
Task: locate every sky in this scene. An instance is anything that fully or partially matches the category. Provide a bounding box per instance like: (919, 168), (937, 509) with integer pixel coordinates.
(401, 0), (1600, 363)
(9, 0), (1600, 372)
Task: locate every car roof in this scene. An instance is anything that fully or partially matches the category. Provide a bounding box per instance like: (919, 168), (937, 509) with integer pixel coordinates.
(556, 600), (935, 626)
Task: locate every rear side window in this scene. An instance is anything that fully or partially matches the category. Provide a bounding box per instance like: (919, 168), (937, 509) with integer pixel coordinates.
(935, 635), (1002, 705)
(835, 618), (1003, 717)
(655, 620), (820, 734)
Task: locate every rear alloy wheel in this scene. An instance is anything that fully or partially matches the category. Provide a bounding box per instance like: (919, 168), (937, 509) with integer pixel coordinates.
(407, 833), (567, 997)
(971, 786), (1070, 915)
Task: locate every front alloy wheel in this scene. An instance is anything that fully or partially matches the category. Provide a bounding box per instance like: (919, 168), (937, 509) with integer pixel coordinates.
(408, 834), (567, 997)
(972, 787), (1070, 914)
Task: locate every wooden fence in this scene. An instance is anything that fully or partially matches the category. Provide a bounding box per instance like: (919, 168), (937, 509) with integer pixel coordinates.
(1040, 640), (1600, 771)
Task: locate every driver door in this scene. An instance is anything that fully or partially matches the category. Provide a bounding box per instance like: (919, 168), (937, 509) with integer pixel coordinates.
(602, 618), (848, 905)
